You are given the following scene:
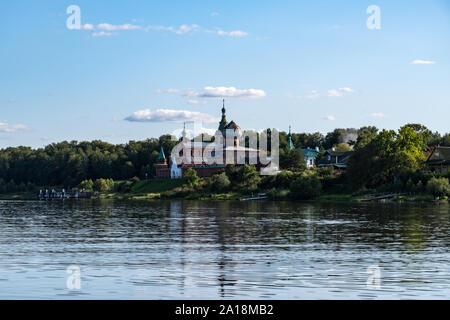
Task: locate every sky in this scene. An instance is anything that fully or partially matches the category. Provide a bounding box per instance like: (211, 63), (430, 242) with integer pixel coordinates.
(1, 0), (449, 148)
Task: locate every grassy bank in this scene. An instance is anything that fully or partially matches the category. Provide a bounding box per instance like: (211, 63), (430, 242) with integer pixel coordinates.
(0, 179), (447, 203)
(0, 192), (36, 200)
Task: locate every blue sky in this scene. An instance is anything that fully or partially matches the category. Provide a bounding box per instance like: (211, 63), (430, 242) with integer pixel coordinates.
(1, 0), (449, 148)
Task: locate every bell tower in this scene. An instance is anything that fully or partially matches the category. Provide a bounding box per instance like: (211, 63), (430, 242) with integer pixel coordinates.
(218, 99), (227, 134)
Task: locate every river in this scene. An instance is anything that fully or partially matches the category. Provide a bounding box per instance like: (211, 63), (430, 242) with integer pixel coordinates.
(0, 199), (448, 299)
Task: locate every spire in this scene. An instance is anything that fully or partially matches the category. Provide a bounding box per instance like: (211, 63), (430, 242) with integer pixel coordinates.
(218, 99), (228, 132)
(182, 122), (187, 139)
(158, 146), (166, 161)
(287, 126), (294, 150)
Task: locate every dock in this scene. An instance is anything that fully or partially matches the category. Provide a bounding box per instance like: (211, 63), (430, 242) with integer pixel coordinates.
(240, 193), (268, 201)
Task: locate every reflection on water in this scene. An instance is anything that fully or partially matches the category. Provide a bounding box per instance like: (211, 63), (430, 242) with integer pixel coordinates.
(0, 199), (448, 299)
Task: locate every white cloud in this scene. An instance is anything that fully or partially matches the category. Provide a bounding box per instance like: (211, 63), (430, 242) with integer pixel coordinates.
(338, 87), (354, 93)
(216, 30), (248, 37)
(327, 89), (343, 97)
(81, 23), (141, 32)
(327, 87), (355, 97)
(370, 112), (386, 119)
(80, 23), (140, 37)
(190, 86), (266, 99)
(324, 115), (336, 121)
(155, 88), (180, 94)
(289, 87), (354, 99)
(125, 109), (219, 123)
(81, 24), (95, 30)
(175, 24), (200, 34)
(97, 23), (142, 31)
(411, 59), (436, 65)
(0, 120), (28, 132)
(79, 21), (248, 38)
(145, 24), (200, 35)
(146, 24), (247, 37)
(92, 31), (116, 37)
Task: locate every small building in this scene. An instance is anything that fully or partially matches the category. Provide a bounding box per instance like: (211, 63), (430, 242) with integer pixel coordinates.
(426, 146), (450, 172)
(302, 148), (319, 169)
(154, 146), (171, 178)
(318, 149), (353, 169)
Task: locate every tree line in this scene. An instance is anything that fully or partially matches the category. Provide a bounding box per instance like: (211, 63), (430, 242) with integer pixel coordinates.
(0, 124), (448, 193)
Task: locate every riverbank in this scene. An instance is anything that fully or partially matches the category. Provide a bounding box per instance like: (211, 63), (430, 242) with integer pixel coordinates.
(0, 178), (447, 203)
(72, 179), (449, 203)
(1, 189), (445, 203)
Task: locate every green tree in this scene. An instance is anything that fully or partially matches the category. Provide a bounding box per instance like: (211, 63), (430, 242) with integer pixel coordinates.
(78, 179), (94, 190)
(441, 133), (450, 146)
(335, 143), (352, 152)
(354, 126), (379, 150)
(211, 172), (231, 192)
(280, 148), (306, 171)
(184, 168), (199, 188)
(121, 161), (135, 179)
(93, 178), (114, 192)
(241, 164), (261, 192)
(323, 128), (358, 149)
(348, 126), (427, 189)
(426, 177), (449, 198)
(290, 171), (322, 200)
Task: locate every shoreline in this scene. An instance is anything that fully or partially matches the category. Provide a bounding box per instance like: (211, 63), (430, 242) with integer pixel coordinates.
(0, 191), (447, 204)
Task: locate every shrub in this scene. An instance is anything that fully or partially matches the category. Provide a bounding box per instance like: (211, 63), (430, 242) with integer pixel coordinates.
(211, 172), (231, 192)
(275, 170), (296, 189)
(241, 164), (261, 192)
(426, 177), (450, 198)
(280, 148), (306, 171)
(116, 180), (134, 193)
(225, 165), (243, 186)
(224, 164), (261, 192)
(78, 179), (94, 191)
(131, 176), (140, 184)
(184, 168), (199, 188)
(93, 178), (114, 192)
(289, 171), (322, 200)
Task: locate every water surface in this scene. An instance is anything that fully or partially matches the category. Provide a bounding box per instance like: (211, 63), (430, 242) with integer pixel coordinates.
(0, 199), (448, 299)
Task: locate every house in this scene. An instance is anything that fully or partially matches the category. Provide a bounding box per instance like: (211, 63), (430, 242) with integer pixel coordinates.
(302, 148), (319, 169)
(287, 126), (319, 169)
(426, 146), (450, 172)
(317, 149), (353, 169)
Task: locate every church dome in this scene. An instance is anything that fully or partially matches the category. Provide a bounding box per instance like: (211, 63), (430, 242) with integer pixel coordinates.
(225, 121), (242, 137)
